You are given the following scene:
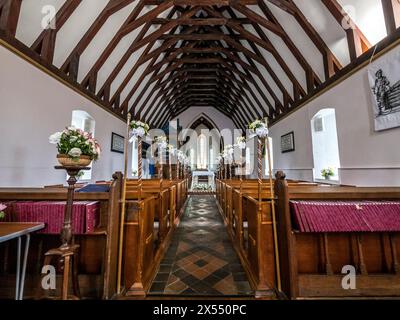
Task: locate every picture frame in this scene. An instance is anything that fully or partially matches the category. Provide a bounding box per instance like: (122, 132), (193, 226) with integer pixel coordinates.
(281, 131), (295, 153)
(111, 132), (124, 154)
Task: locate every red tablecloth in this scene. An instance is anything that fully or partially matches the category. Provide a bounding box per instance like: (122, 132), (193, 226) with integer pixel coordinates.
(4, 201), (100, 235)
(290, 201), (400, 233)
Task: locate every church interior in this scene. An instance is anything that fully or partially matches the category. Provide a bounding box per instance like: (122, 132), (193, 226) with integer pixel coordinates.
(1, 0), (400, 301)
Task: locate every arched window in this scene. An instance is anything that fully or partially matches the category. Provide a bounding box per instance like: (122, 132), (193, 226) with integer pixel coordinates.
(311, 109), (341, 182)
(197, 134), (208, 169)
(71, 110), (95, 181)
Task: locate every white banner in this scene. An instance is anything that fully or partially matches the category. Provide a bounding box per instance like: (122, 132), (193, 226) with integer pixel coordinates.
(368, 48), (400, 131)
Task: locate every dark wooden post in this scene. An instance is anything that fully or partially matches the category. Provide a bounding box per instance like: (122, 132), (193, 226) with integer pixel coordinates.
(55, 166), (90, 248)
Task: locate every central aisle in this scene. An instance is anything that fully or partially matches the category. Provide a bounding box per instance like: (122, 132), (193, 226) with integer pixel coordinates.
(149, 196), (253, 296)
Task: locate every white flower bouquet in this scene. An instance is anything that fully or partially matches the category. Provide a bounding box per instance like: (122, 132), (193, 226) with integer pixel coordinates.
(249, 119), (269, 138)
(177, 150), (187, 163)
(49, 127), (101, 163)
(168, 144), (176, 154)
(193, 184), (212, 191)
(223, 145), (234, 161)
(130, 120), (150, 138)
(155, 136), (168, 150)
(236, 136), (247, 149)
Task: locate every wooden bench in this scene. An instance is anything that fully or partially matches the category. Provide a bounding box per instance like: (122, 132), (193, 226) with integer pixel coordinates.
(274, 171), (400, 299)
(0, 172), (122, 299)
(121, 178), (189, 296)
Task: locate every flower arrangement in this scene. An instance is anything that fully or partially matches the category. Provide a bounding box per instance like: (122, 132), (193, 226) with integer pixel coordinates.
(249, 119), (269, 138)
(236, 136), (247, 150)
(49, 127), (101, 163)
(321, 167), (335, 180)
(168, 144), (175, 154)
(222, 145), (234, 161)
(155, 136), (168, 150)
(0, 203), (7, 219)
(193, 184), (212, 191)
(129, 120), (149, 138)
(176, 150), (185, 163)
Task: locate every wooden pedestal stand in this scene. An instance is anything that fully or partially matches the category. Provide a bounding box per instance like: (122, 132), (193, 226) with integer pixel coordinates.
(42, 166), (90, 300)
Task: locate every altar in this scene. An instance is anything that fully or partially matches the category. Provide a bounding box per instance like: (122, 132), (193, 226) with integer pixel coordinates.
(191, 170), (215, 191)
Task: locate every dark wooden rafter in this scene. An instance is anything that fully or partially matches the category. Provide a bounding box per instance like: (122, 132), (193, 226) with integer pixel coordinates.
(381, 0), (400, 36)
(60, 0), (136, 80)
(322, 0), (371, 60)
(1, 0), (399, 128)
(0, 0), (22, 36)
(230, 1), (322, 90)
(81, 0), (173, 92)
(30, 0), (82, 63)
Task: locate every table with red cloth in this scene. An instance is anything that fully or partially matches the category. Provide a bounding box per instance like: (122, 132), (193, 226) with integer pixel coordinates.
(290, 201), (400, 233)
(3, 201), (100, 235)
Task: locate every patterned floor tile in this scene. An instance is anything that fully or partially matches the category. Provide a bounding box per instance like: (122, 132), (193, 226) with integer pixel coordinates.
(148, 196), (253, 296)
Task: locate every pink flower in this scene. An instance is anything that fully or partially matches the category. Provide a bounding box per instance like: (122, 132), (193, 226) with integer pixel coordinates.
(0, 203), (7, 211)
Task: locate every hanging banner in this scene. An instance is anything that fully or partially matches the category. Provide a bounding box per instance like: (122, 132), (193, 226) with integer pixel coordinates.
(368, 48), (400, 131)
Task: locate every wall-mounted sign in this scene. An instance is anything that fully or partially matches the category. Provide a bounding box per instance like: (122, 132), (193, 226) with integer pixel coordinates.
(111, 132), (124, 154)
(281, 131), (295, 153)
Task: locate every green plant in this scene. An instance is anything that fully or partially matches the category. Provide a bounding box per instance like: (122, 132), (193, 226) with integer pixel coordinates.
(77, 171), (85, 180)
(321, 167), (335, 179)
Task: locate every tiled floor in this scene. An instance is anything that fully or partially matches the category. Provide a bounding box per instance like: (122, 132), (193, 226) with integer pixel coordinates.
(148, 196), (253, 296)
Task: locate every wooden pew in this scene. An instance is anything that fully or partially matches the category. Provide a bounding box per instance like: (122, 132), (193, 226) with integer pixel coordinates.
(215, 178), (332, 298)
(0, 172), (122, 299)
(122, 178), (189, 296)
(274, 171), (400, 299)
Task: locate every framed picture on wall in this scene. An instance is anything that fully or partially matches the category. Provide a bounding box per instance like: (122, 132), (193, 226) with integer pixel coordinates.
(111, 132), (124, 154)
(281, 131), (295, 153)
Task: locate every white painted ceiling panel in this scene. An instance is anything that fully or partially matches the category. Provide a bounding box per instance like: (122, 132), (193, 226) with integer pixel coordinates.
(259, 26), (306, 92)
(95, 26), (145, 90)
(338, 0), (387, 45)
(64, 1), (136, 75)
(110, 46), (146, 97)
(120, 59), (152, 103)
(266, 2), (325, 81)
(293, 0), (350, 67)
(53, 1), (109, 68)
(16, 0), (65, 46)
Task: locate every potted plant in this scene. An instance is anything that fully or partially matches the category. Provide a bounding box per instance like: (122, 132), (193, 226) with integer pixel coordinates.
(0, 203), (7, 220)
(321, 167), (335, 180)
(49, 127), (101, 167)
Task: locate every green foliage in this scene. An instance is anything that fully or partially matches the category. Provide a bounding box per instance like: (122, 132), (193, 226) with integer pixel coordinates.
(321, 167), (335, 179)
